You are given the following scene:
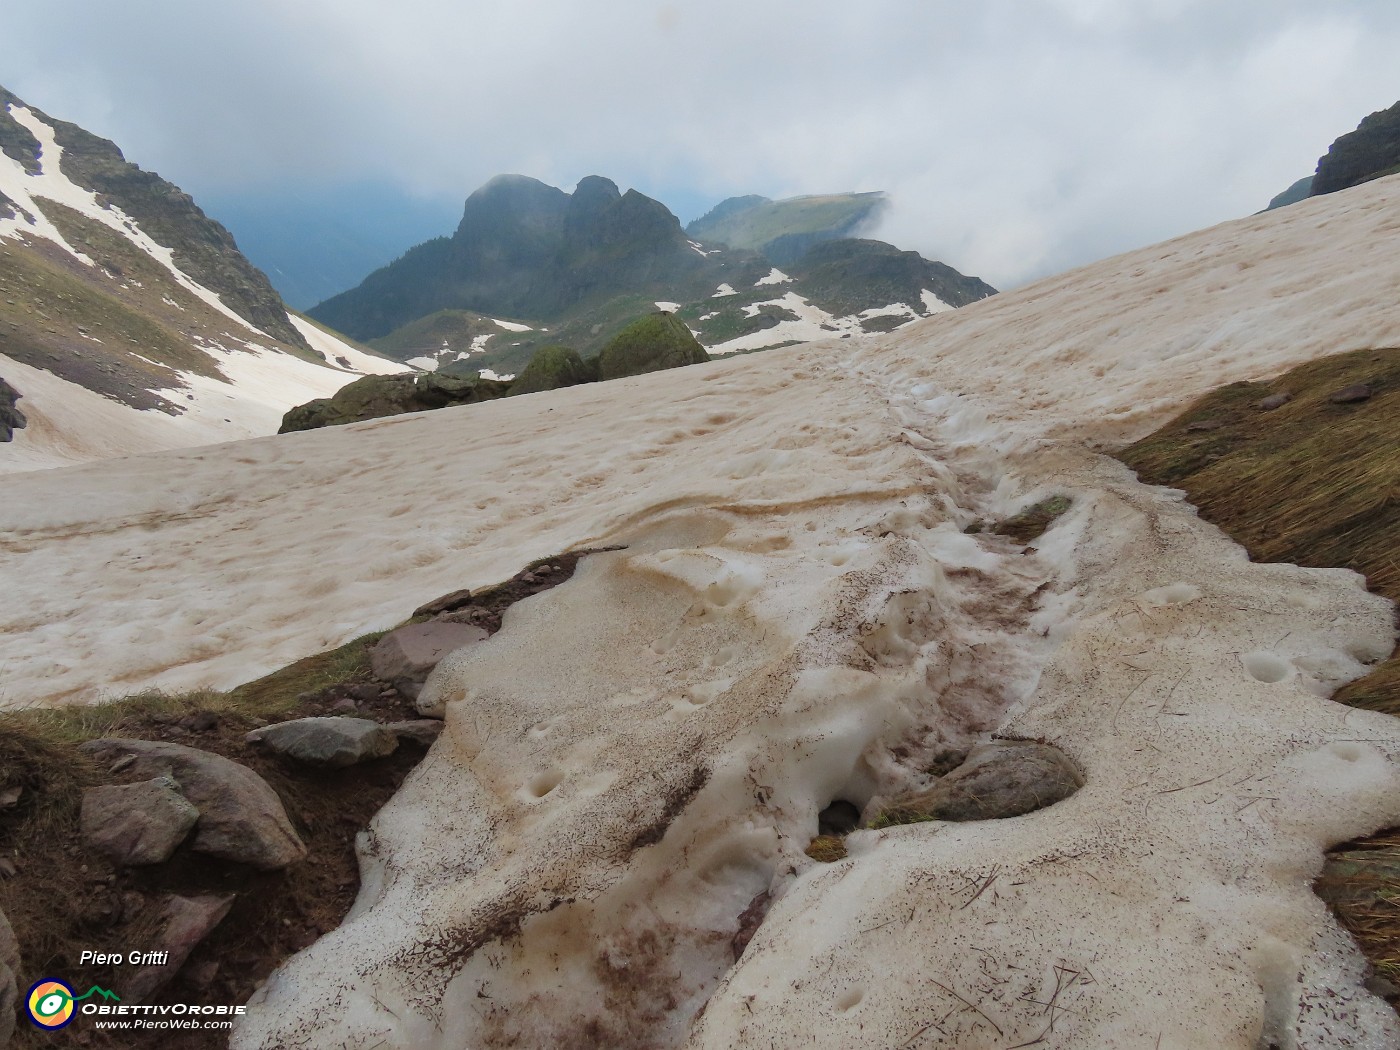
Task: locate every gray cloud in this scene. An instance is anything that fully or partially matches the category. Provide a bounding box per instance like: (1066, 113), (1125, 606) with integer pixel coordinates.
(2, 0), (1398, 287)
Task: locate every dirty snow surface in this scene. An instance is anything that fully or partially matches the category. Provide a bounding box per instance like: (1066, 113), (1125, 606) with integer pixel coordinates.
(7, 177), (1400, 1049)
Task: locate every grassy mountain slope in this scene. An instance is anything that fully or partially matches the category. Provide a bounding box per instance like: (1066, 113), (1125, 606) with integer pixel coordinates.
(685, 191), (887, 264)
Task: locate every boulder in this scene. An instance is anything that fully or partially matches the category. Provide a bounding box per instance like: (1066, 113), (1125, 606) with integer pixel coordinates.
(386, 719), (447, 746)
(0, 379), (25, 442)
(125, 894), (235, 1003)
(507, 344), (593, 395)
(278, 373), (511, 433)
(413, 587), (474, 618)
(247, 717), (398, 768)
(876, 740), (1083, 824)
(1329, 383), (1375, 404)
(0, 905), (17, 1049)
(1256, 393), (1292, 411)
(79, 739), (306, 870)
(371, 621), (488, 698)
(595, 312), (710, 382)
(80, 777), (199, 866)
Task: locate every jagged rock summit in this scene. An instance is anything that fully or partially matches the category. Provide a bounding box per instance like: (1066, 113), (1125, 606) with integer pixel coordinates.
(309, 174), (995, 379)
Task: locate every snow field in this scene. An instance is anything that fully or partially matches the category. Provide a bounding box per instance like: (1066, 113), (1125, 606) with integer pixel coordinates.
(6, 173), (1400, 1048)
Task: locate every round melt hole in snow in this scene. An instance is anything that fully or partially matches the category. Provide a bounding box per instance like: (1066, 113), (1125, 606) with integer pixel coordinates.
(1242, 651), (1292, 684)
(525, 771), (564, 799)
(834, 987), (865, 1013)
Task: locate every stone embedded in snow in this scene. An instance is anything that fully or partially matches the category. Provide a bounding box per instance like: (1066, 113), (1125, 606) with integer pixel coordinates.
(874, 740), (1084, 824)
(247, 717), (398, 768)
(370, 621), (488, 698)
(79, 739), (305, 871)
(80, 777), (199, 866)
(386, 720), (446, 746)
(125, 894), (235, 1003)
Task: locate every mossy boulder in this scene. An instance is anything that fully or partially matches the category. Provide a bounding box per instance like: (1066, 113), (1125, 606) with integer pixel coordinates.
(278, 372), (511, 433)
(507, 344), (592, 395)
(594, 312), (709, 382)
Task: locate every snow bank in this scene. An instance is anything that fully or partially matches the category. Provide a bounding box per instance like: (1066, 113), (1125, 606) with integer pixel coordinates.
(5, 174), (1400, 1048)
(286, 315), (407, 377)
(0, 104), (269, 336)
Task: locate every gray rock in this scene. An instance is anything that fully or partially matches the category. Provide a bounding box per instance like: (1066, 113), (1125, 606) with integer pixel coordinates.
(370, 621), (488, 695)
(125, 894), (235, 1003)
(80, 777), (199, 866)
(345, 683), (381, 703)
(1330, 383), (1375, 404)
(79, 739), (306, 870)
(247, 717), (398, 769)
(0, 786), (20, 810)
(878, 740), (1083, 823)
(386, 719), (446, 747)
(0, 905), (18, 1049)
(1256, 392), (1292, 411)
(413, 587), (474, 618)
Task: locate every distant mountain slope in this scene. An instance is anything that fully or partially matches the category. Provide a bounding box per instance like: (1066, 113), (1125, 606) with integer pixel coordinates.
(685, 190), (887, 265)
(1264, 175), (1313, 211)
(313, 175), (994, 379)
(202, 185), (460, 311)
(310, 175), (766, 341)
(0, 87), (405, 473)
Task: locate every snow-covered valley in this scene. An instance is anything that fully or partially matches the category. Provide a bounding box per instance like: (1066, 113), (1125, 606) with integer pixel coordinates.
(5, 173), (1400, 1047)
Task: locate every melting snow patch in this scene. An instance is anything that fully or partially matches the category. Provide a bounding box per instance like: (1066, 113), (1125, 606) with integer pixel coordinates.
(287, 315), (407, 376)
(755, 267), (792, 286)
(490, 318), (533, 333)
(0, 105), (271, 337)
(712, 283), (737, 297)
(655, 301), (681, 313)
(921, 288), (954, 315)
(478, 368), (515, 382)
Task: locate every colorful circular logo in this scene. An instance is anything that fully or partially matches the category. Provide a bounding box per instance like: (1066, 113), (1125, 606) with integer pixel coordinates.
(27, 979), (76, 1029)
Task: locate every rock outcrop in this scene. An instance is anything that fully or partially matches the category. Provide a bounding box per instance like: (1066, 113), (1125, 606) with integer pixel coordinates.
(507, 344), (594, 395)
(0, 380), (25, 442)
(1311, 100), (1400, 196)
(595, 312), (710, 381)
(278, 372), (510, 432)
(370, 621), (488, 700)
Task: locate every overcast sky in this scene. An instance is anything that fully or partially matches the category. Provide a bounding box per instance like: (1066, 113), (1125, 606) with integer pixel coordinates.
(3, 0), (1398, 288)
